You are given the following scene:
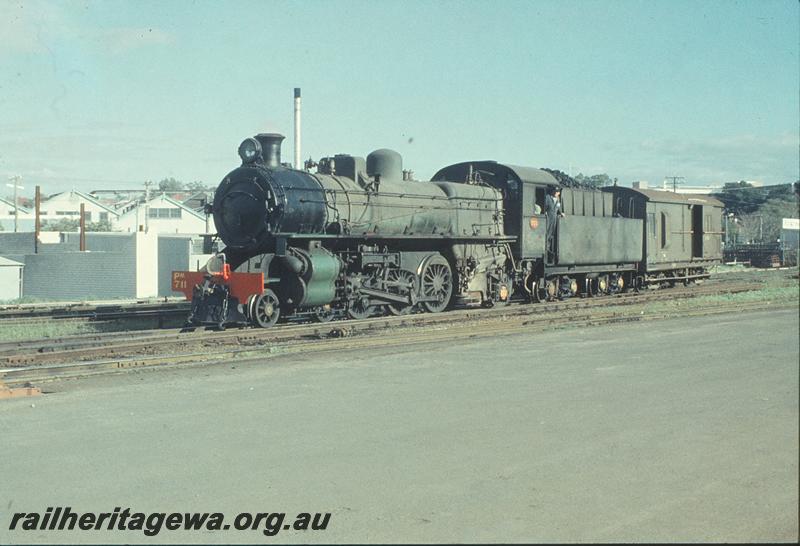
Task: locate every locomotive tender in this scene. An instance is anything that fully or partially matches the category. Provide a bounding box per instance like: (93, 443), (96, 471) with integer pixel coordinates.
(172, 133), (723, 327)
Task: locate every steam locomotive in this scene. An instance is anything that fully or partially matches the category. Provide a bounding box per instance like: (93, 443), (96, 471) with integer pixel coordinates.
(172, 133), (724, 328)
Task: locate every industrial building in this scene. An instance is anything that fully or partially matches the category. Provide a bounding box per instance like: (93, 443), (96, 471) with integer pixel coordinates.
(0, 231), (211, 301)
(0, 257), (24, 301)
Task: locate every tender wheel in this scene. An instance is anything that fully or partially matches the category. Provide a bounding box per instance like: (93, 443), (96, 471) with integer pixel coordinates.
(531, 277), (547, 303)
(250, 289), (280, 328)
(420, 255), (453, 313)
(385, 269), (417, 316)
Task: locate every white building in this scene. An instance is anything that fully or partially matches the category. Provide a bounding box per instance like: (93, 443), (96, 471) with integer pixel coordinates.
(116, 194), (212, 234)
(181, 191), (214, 212)
(0, 257), (24, 300)
(782, 218), (799, 249)
(40, 190), (120, 226)
(0, 197), (34, 231)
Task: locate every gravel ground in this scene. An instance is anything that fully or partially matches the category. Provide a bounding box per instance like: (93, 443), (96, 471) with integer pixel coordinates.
(0, 307), (797, 544)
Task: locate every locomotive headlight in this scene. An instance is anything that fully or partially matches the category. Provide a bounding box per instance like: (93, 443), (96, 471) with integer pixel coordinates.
(238, 138), (262, 164)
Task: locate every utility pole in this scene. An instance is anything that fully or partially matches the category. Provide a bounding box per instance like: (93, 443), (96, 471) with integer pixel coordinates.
(724, 212), (735, 248)
(6, 175), (24, 232)
(724, 213), (728, 247)
(79, 203), (86, 251)
(34, 186), (41, 253)
(664, 176), (685, 193)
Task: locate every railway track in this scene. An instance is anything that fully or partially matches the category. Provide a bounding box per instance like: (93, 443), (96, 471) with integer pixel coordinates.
(0, 280), (759, 364)
(0, 300), (189, 323)
(2, 297), (794, 388)
(0, 266), (781, 328)
(3, 277), (794, 388)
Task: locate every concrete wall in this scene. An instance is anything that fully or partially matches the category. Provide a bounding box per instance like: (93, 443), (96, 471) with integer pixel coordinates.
(61, 232), (133, 252)
(157, 236), (191, 297)
(4, 231), (185, 301)
(19, 232), (158, 301)
(23, 251), (136, 300)
(135, 232), (158, 298)
(0, 232), (37, 255)
(157, 236), (215, 297)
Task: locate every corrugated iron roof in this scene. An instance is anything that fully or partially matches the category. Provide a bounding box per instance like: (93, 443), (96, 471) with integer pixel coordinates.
(610, 187), (724, 207)
(432, 161), (559, 186)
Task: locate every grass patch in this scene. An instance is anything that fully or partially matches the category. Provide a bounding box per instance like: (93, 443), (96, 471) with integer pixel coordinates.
(0, 321), (109, 342)
(638, 285), (798, 315)
(0, 316), (185, 343)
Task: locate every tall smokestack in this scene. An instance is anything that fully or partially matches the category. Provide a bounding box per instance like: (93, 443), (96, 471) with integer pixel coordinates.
(293, 87), (301, 169)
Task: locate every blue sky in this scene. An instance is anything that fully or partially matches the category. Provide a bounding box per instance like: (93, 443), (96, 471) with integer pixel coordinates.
(1, 0), (798, 196)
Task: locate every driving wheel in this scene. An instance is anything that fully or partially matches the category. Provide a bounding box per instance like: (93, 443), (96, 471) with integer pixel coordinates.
(385, 269), (417, 316)
(420, 255), (453, 313)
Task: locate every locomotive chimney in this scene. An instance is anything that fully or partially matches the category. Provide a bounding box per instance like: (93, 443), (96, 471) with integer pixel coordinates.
(255, 133), (285, 167)
(293, 88), (301, 170)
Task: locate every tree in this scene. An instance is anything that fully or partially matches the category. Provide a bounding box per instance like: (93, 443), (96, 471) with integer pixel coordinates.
(723, 181), (749, 190)
(759, 198), (800, 243)
(41, 218), (79, 231)
(713, 182), (798, 243)
(715, 181), (765, 215)
(86, 219), (114, 232)
(158, 177), (184, 192)
(736, 214), (763, 244)
(186, 180), (209, 192)
(574, 173), (613, 188)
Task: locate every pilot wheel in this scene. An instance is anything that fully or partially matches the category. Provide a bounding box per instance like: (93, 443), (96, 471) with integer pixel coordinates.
(248, 290), (281, 328)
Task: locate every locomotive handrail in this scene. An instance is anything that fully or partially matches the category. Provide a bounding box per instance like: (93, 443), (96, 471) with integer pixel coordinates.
(292, 198), (500, 212)
(278, 184), (502, 203)
(323, 175), (353, 225)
